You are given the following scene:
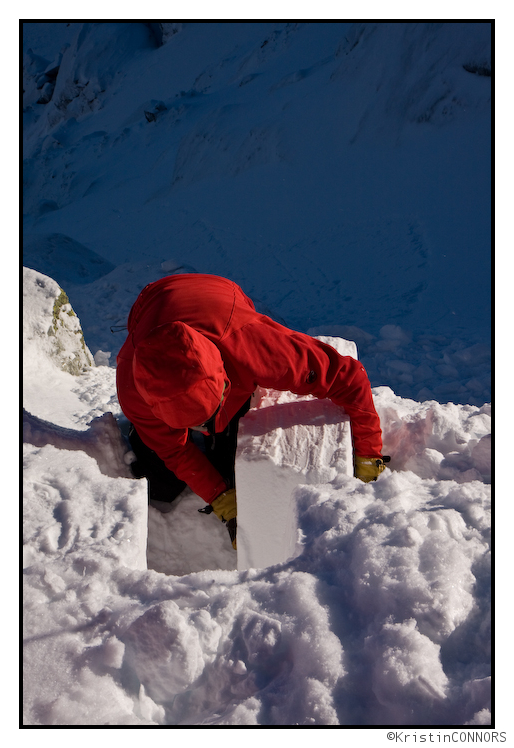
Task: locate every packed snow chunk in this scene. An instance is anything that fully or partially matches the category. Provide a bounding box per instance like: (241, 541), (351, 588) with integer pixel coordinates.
(404, 447), (445, 479)
(94, 350), (111, 366)
(209, 697), (261, 726)
(23, 266), (94, 376)
(122, 601), (221, 702)
(366, 619), (448, 722)
(236, 334), (356, 570)
(135, 685), (166, 725)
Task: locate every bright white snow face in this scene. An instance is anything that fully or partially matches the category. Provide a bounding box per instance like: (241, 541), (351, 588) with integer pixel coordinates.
(23, 22), (491, 728)
(237, 336), (356, 570)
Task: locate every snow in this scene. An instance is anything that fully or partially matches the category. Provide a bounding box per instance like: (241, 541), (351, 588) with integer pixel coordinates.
(21, 21), (494, 728)
(237, 336), (356, 570)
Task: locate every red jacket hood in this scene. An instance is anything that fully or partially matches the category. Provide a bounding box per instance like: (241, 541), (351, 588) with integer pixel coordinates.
(133, 321), (227, 430)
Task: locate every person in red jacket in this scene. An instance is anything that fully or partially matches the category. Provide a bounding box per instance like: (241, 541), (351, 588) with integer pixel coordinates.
(116, 274), (389, 548)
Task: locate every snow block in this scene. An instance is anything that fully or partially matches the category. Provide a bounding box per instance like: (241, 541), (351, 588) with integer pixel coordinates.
(236, 336), (356, 570)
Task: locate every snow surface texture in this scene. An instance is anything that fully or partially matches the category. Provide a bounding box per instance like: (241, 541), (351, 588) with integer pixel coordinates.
(22, 22), (491, 727)
(23, 266), (491, 726)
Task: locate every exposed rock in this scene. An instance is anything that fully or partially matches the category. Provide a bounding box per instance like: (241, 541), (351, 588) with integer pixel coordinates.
(23, 266), (94, 376)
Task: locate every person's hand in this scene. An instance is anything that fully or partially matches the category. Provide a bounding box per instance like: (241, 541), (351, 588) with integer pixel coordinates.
(354, 455), (390, 482)
(211, 489), (237, 549)
(211, 489), (237, 521)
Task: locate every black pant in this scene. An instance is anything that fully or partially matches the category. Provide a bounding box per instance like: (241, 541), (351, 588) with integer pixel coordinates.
(128, 398), (251, 504)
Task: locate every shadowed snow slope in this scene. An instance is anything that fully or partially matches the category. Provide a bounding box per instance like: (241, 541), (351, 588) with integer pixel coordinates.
(23, 22), (490, 404)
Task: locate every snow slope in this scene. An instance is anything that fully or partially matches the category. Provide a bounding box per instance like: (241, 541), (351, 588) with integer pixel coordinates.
(22, 21), (491, 405)
(22, 22), (492, 728)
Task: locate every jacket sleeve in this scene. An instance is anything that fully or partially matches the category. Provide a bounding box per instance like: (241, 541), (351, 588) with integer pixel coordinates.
(116, 360), (227, 503)
(227, 318), (383, 457)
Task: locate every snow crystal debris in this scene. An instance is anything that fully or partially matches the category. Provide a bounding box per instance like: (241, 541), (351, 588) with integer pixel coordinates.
(122, 600), (210, 701)
(366, 619), (449, 720)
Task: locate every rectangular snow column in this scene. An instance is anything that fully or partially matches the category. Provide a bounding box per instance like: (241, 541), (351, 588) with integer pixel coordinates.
(235, 336), (357, 570)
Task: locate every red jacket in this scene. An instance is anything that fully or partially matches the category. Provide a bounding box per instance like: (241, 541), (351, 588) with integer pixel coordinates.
(116, 274), (383, 503)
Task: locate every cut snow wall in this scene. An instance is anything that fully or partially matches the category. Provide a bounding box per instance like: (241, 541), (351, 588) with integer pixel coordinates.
(236, 336), (357, 570)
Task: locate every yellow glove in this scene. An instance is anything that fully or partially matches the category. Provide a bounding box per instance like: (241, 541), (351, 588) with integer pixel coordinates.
(211, 488), (237, 521)
(211, 489), (237, 549)
(354, 455), (390, 483)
